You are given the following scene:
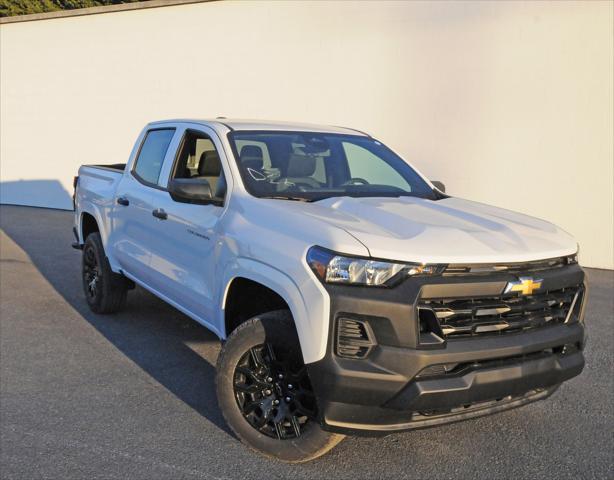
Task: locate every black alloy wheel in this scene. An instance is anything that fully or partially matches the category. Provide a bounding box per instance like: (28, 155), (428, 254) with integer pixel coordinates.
(83, 243), (100, 301)
(233, 342), (317, 439)
(216, 311), (344, 462)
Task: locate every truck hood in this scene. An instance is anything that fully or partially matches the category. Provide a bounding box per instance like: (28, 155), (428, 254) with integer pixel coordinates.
(295, 196), (577, 264)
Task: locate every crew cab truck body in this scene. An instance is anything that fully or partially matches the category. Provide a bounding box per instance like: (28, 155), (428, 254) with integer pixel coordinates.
(74, 119), (586, 462)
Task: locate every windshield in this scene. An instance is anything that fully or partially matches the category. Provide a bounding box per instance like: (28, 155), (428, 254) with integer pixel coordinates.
(228, 131), (436, 201)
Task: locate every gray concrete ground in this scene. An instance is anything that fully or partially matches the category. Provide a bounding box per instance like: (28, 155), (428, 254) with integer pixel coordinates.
(0, 205), (612, 479)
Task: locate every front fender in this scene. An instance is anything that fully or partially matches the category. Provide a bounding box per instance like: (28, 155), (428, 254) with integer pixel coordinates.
(220, 257), (330, 364)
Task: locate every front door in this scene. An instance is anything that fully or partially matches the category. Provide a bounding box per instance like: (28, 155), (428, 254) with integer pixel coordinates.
(146, 127), (228, 329)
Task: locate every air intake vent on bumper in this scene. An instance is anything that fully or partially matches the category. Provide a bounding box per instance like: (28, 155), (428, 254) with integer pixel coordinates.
(336, 317), (375, 359)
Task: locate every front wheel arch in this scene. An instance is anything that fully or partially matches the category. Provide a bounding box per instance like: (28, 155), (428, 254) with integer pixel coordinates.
(224, 277), (290, 336)
(219, 261), (330, 365)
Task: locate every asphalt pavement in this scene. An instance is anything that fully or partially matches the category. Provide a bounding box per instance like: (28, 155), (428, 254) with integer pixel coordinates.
(1, 205), (612, 479)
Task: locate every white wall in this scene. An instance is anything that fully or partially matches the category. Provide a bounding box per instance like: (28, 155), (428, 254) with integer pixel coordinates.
(1, 0), (612, 268)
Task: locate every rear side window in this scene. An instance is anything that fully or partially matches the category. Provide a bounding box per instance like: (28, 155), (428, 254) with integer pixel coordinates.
(133, 129), (175, 185)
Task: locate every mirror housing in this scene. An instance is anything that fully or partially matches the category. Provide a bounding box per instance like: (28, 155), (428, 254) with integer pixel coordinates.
(431, 180), (446, 193)
(168, 178), (214, 204)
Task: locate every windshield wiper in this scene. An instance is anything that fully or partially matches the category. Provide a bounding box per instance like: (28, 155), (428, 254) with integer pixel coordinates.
(308, 192), (416, 201)
(259, 195), (314, 202)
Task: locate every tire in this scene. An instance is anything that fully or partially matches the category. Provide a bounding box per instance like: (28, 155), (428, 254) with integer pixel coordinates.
(216, 310), (344, 462)
(82, 232), (128, 314)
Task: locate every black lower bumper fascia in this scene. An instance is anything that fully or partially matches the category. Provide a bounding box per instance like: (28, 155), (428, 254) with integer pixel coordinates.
(308, 326), (585, 435)
(323, 385), (559, 435)
(386, 349), (584, 412)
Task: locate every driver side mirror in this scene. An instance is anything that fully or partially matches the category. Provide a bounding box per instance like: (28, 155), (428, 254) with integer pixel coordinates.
(431, 180), (446, 193)
(168, 178), (215, 204)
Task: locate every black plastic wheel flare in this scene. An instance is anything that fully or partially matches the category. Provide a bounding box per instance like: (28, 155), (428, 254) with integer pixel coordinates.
(83, 246), (100, 300)
(233, 343), (317, 440)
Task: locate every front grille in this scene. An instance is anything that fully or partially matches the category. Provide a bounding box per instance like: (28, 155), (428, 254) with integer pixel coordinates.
(418, 285), (583, 339)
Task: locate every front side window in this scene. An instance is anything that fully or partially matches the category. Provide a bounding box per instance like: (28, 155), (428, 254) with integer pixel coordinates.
(133, 129), (175, 185)
(228, 131), (435, 201)
(172, 130), (226, 200)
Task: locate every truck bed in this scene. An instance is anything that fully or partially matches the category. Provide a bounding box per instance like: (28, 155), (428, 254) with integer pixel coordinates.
(76, 164), (125, 213)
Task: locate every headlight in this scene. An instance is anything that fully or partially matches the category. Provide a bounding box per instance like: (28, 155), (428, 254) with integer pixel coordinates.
(306, 246), (440, 287)
(565, 253), (578, 265)
(565, 244), (580, 265)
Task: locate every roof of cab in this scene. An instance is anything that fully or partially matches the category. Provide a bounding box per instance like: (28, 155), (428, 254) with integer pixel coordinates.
(147, 118), (370, 136)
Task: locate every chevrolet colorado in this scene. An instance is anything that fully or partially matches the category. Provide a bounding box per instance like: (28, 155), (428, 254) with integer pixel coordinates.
(73, 119), (587, 462)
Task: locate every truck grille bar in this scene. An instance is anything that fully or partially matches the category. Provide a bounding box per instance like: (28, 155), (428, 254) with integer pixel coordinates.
(418, 285), (583, 339)
(443, 256), (575, 276)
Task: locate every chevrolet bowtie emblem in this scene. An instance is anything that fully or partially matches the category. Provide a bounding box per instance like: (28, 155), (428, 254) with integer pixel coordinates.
(504, 277), (543, 295)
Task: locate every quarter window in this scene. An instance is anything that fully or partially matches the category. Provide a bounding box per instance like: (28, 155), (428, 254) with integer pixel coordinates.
(133, 129), (175, 185)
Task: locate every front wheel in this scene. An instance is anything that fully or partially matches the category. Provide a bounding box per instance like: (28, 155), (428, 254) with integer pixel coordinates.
(216, 311), (344, 462)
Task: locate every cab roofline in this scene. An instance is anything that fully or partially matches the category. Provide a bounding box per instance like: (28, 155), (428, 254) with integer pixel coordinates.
(146, 118), (370, 136)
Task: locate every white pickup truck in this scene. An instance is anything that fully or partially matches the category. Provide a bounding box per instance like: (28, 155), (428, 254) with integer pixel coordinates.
(73, 119), (587, 462)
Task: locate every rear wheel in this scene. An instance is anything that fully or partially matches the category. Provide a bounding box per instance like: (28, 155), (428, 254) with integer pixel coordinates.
(82, 232), (128, 314)
(216, 311), (344, 462)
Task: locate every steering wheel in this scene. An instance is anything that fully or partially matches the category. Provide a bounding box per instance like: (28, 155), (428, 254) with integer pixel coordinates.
(342, 177), (370, 186)
(278, 180), (314, 192)
(292, 183), (313, 192)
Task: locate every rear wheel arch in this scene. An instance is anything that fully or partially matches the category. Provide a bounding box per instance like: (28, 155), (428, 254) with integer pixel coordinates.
(79, 209), (124, 277)
(80, 211), (100, 242)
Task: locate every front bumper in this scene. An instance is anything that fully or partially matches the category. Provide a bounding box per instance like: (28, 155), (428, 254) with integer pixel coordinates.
(306, 264), (587, 435)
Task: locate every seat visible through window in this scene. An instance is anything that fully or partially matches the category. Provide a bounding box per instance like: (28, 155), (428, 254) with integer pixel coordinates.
(282, 154), (321, 188)
(195, 150), (222, 193)
(172, 130), (226, 199)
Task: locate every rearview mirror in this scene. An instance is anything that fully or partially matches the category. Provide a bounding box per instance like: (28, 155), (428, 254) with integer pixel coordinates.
(431, 180), (446, 193)
(168, 178), (213, 204)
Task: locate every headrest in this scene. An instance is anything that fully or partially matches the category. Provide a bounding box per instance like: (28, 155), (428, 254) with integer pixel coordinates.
(198, 150), (222, 176)
(240, 145), (264, 171)
(240, 145), (263, 161)
(286, 154), (316, 177)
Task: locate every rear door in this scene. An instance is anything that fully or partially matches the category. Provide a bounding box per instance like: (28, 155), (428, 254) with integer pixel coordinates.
(108, 128), (176, 280)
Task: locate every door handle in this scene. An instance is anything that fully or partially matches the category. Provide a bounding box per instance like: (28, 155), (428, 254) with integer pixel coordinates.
(152, 208), (168, 220)
(116, 196), (130, 206)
